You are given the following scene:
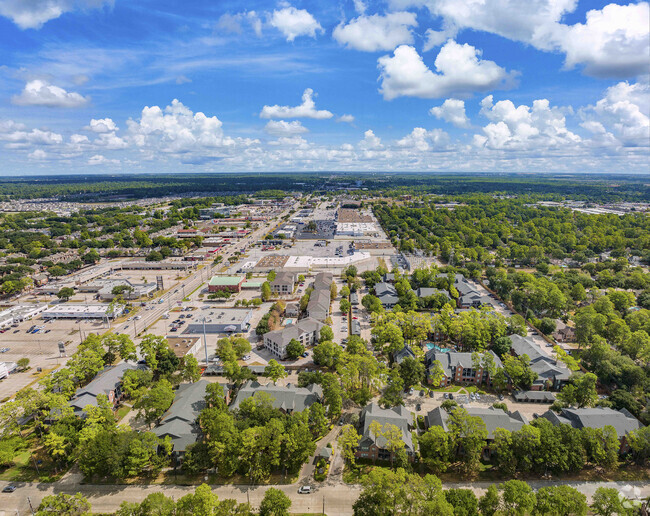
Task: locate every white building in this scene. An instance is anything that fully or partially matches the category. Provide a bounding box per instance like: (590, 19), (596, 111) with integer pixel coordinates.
(0, 304), (49, 328)
(42, 304), (125, 320)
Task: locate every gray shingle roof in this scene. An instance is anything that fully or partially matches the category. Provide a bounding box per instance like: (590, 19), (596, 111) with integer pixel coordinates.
(425, 350), (502, 377)
(359, 403), (414, 452)
(231, 380), (322, 413)
(508, 335), (571, 385)
(426, 406), (528, 439)
(70, 362), (144, 412)
(540, 407), (644, 439)
(264, 317), (324, 347)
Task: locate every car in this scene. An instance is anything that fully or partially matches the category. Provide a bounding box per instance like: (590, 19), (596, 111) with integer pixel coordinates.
(408, 388), (414, 395)
(298, 486), (312, 494)
(45, 329), (51, 333)
(470, 393), (475, 400)
(443, 393), (449, 399)
(429, 391), (434, 399)
(419, 390), (425, 396)
(301, 351), (309, 358)
(2, 485), (16, 493)
(415, 403), (421, 411)
(338, 417), (345, 426)
(13, 329), (19, 334)
(170, 327), (178, 332)
(475, 394), (481, 401)
(449, 393), (454, 400)
(499, 394), (504, 400)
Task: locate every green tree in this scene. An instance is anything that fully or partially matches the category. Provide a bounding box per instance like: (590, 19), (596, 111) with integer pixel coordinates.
(313, 340), (341, 368)
(319, 325), (334, 343)
(286, 338), (305, 360)
(478, 485), (501, 516)
(500, 479), (536, 515)
(591, 487), (633, 516)
(340, 298), (351, 313)
(261, 281), (272, 301)
(176, 483), (219, 516)
(180, 355), (201, 383)
(102, 333), (137, 363)
(445, 488), (478, 516)
(36, 493), (91, 516)
(502, 354), (537, 390)
(534, 485), (587, 516)
(259, 488), (291, 516)
(398, 356), (425, 388)
(419, 425), (450, 472)
(557, 372), (598, 408)
(264, 359), (287, 385)
(135, 379), (175, 427)
(447, 407), (488, 477)
(339, 424), (361, 467)
(57, 287), (75, 301)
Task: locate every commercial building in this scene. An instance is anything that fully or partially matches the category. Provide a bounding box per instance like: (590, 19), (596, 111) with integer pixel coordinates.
(357, 403), (414, 462)
(119, 260), (195, 271)
(208, 275), (245, 293)
(42, 304), (125, 319)
(263, 317), (324, 359)
(185, 309), (253, 334)
(78, 278), (157, 300)
(153, 380), (208, 460)
(231, 380), (322, 414)
(0, 304), (48, 328)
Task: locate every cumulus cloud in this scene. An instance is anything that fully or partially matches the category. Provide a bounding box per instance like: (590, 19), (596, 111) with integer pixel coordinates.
(88, 154), (119, 165)
(430, 99), (470, 128)
(264, 120), (308, 136)
(473, 95), (580, 150)
(86, 118), (117, 133)
(378, 41), (516, 100)
(270, 6), (322, 42)
(389, 0), (649, 78)
(337, 114), (355, 123)
(581, 81), (650, 147)
(358, 129), (383, 150)
(333, 12), (417, 52)
(0, 0), (112, 29)
(260, 89), (333, 119)
(396, 127), (449, 151)
(12, 79), (89, 108)
(0, 127), (63, 148)
(216, 11), (262, 37)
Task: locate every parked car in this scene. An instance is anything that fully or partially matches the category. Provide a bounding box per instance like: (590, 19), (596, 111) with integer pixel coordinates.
(2, 485), (16, 493)
(449, 393), (454, 400)
(416, 403), (421, 411)
(298, 486), (312, 494)
(499, 394), (504, 400)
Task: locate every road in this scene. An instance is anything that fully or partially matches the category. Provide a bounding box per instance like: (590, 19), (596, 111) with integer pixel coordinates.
(1, 478), (648, 515)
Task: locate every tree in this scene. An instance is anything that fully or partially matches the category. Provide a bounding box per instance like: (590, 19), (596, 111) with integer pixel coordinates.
(176, 483), (219, 516)
(135, 379), (175, 427)
(539, 317), (556, 335)
(36, 493), (91, 516)
(259, 488), (291, 516)
(138, 334), (168, 372)
(286, 339), (304, 360)
(557, 372), (598, 408)
(264, 359), (287, 385)
(320, 325), (334, 343)
(339, 424), (361, 467)
(82, 249), (100, 264)
(122, 368), (153, 402)
(330, 282), (338, 300)
(447, 407), (488, 477)
(502, 354), (537, 390)
(500, 480), (536, 515)
(261, 281), (272, 301)
(267, 270), (277, 282)
(180, 355), (201, 383)
(313, 340), (341, 368)
(591, 487), (633, 516)
(444, 489), (478, 516)
(535, 485), (587, 516)
(428, 359), (446, 387)
(419, 426), (450, 472)
(492, 336), (512, 358)
(57, 287), (75, 301)
(102, 333), (137, 363)
(478, 485), (500, 516)
(17, 357), (29, 370)
(398, 356), (425, 388)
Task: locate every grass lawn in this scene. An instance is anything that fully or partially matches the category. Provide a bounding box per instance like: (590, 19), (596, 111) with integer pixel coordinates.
(116, 405), (131, 421)
(429, 385), (462, 393)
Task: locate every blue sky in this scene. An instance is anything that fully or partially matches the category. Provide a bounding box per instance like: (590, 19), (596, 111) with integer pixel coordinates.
(0, 0), (648, 175)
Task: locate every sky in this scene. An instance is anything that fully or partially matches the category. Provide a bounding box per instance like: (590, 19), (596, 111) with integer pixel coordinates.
(0, 0), (648, 176)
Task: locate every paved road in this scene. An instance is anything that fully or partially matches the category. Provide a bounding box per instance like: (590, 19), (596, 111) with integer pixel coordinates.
(1, 478), (648, 515)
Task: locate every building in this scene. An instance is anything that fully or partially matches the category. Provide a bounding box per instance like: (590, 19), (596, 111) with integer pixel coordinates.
(263, 317), (324, 359)
(374, 282), (400, 309)
(356, 403), (414, 462)
(553, 326), (576, 343)
(425, 406), (528, 440)
(540, 407), (644, 447)
(42, 304), (125, 320)
(306, 272), (333, 321)
(285, 302), (300, 317)
(0, 362), (17, 379)
(350, 292), (360, 306)
(0, 304), (48, 328)
(425, 350), (502, 387)
(509, 334), (571, 390)
(153, 380), (208, 460)
(69, 362), (145, 415)
(231, 380), (322, 414)
(514, 391), (556, 403)
(351, 319), (361, 336)
(119, 260), (195, 271)
(270, 271), (295, 295)
(416, 288), (451, 301)
(185, 309), (252, 334)
(78, 278), (157, 300)
(447, 274), (491, 309)
(208, 275), (245, 293)
(393, 346), (415, 365)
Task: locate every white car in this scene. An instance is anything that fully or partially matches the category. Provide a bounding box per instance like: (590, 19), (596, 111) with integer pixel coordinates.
(298, 486), (312, 494)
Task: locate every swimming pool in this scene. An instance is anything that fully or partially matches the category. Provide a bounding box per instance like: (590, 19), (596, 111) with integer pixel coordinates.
(425, 342), (451, 353)
(283, 318), (295, 326)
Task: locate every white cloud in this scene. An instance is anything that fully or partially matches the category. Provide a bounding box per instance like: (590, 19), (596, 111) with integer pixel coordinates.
(260, 88), (333, 119)
(474, 95), (580, 150)
(378, 41), (516, 100)
(389, 0), (649, 78)
(0, 0), (112, 29)
(353, 0), (366, 15)
(358, 129), (383, 150)
(422, 27), (457, 51)
(396, 127), (449, 151)
(0, 127), (63, 147)
(430, 99), (470, 128)
(88, 154), (119, 166)
(264, 120), (308, 136)
(28, 149), (48, 160)
(87, 118), (117, 133)
(175, 75), (192, 85)
(333, 12), (417, 52)
(12, 79), (89, 108)
(557, 3), (650, 78)
(581, 81), (650, 147)
(337, 114), (355, 123)
(270, 6), (322, 42)
(217, 11), (262, 37)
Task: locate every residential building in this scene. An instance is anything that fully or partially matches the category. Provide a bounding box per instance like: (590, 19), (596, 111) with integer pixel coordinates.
(306, 273), (332, 321)
(230, 380), (322, 414)
(393, 346), (416, 365)
(425, 406), (528, 441)
(415, 287), (451, 300)
(153, 380), (208, 460)
(285, 302), (300, 317)
(374, 282), (400, 309)
(508, 334), (572, 390)
(553, 326), (576, 343)
(208, 275), (245, 293)
(270, 271), (295, 295)
(263, 317), (324, 359)
(540, 407), (644, 449)
(356, 403), (414, 462)
(69, 362), (145, 415)
(514, 391), (556, 403)
(425, 350), (502, 387)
